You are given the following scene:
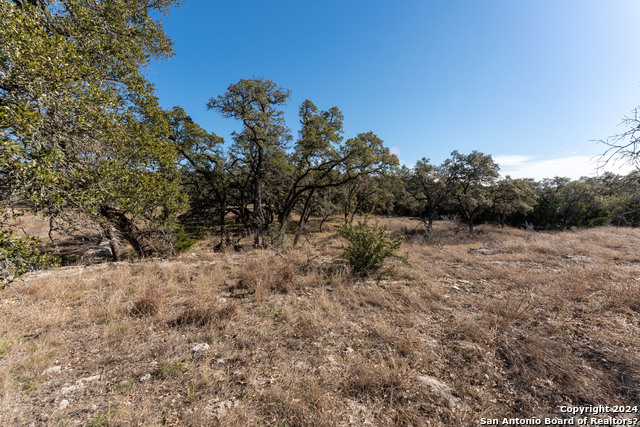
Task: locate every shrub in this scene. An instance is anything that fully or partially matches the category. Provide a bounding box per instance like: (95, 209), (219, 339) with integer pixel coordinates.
(173, 227), (198, 253)
(0, 230), (58, 300)
(338, 218), (408, 276)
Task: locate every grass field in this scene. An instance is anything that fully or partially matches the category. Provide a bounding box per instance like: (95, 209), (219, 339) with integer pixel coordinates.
(1, 218), (639, 426)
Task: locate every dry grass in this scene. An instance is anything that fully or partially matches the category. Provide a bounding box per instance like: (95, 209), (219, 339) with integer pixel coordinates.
(171, 299), (237, 327)
(1, 217), (639, 426)
(130, 289), (164, 317)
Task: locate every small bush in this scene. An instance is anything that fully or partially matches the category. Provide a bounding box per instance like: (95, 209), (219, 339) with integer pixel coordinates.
(1, 229), (58, 299)
(338, 218), (408, 276)
(174, 227), (199, 253)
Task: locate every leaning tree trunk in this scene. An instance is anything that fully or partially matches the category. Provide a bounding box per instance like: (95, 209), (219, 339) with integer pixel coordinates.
(319, 213), (331, 233)
(103, 224), (122, 261)
(99, 205), (159, 257)
(293, 189), (315, 247)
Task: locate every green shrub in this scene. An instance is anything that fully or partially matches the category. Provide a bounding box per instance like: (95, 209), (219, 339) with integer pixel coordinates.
(338, 218), (408, 276)
(173, 227), (198, 253)
(1, 230), (58, 299)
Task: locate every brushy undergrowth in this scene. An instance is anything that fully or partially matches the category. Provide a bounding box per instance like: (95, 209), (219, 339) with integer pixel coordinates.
(338, 218), (409, 276)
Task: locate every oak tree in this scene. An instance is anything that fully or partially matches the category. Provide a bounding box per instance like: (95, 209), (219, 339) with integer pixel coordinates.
(447, 150), (500, 233)
(207, 78), (291, 246)
(1, 0), (186, 258)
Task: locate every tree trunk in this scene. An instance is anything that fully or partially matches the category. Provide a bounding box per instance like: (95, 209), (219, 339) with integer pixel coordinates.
(293, 189), (315, 247)
(99, 205), (158, 257)
(219, 195), (227, 250)
(319, 214), (330, 232)
(303, 206), (313, 223)
(104, 224), (121, 261)
(253, 146), (265, 247)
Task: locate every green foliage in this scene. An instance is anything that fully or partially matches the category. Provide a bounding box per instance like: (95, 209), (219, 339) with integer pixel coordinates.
(17, 376), (38, 393)
(525, 174), (640, 229)
(173, 227), (198, 253)
(265, 222), (287, 246)
(169, 106), (226, 230)
(491, 177), (538, 226)
(447, 150), (500, 232)
(207, 77), (291, 246)
(405, 158), (456, 228)
(0, 230), (58, 292)
(1, 0), (186, 257)
(338, 218), (408, 276)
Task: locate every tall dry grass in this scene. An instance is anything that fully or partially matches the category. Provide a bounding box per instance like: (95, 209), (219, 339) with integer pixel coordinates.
(0, 218), (639, 425)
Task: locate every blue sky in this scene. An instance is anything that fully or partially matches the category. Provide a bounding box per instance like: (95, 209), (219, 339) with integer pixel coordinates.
(147, 0), (640, 180)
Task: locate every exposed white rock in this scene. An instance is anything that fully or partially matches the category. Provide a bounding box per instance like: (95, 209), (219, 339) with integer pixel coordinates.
(43, 366), (62, 375)
(418, 375), (462, 408)
(191, 343), (210, 358)
(59, 374), (102, 395)
(78, 375), (101, 384)
(60, 384), (80, 395)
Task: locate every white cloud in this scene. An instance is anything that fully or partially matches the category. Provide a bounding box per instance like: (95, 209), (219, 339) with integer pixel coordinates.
(496, 154), (635, 181)
(390, 146), (400, 156)
(493, 155), (533, 168)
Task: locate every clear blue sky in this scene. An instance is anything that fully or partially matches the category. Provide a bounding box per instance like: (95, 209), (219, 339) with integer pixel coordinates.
(147, 0), (640, 180)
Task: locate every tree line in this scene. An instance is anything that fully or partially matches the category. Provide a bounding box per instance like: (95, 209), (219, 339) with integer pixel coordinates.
(397, 161), (640, 231)
(1, 1), (640, 288)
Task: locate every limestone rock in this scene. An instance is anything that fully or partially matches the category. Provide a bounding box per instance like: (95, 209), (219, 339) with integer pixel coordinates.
(191, 343), (210, 358)
(417, 375), (462, 408)
(43, 366), (62, 376)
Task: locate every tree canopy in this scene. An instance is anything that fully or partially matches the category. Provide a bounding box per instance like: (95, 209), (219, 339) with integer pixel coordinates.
(1, 0), (185, 258)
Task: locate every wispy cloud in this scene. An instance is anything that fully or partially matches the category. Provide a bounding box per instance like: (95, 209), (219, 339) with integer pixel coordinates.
(495, 154), (635, 181)
(493, 155), (534, 168)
